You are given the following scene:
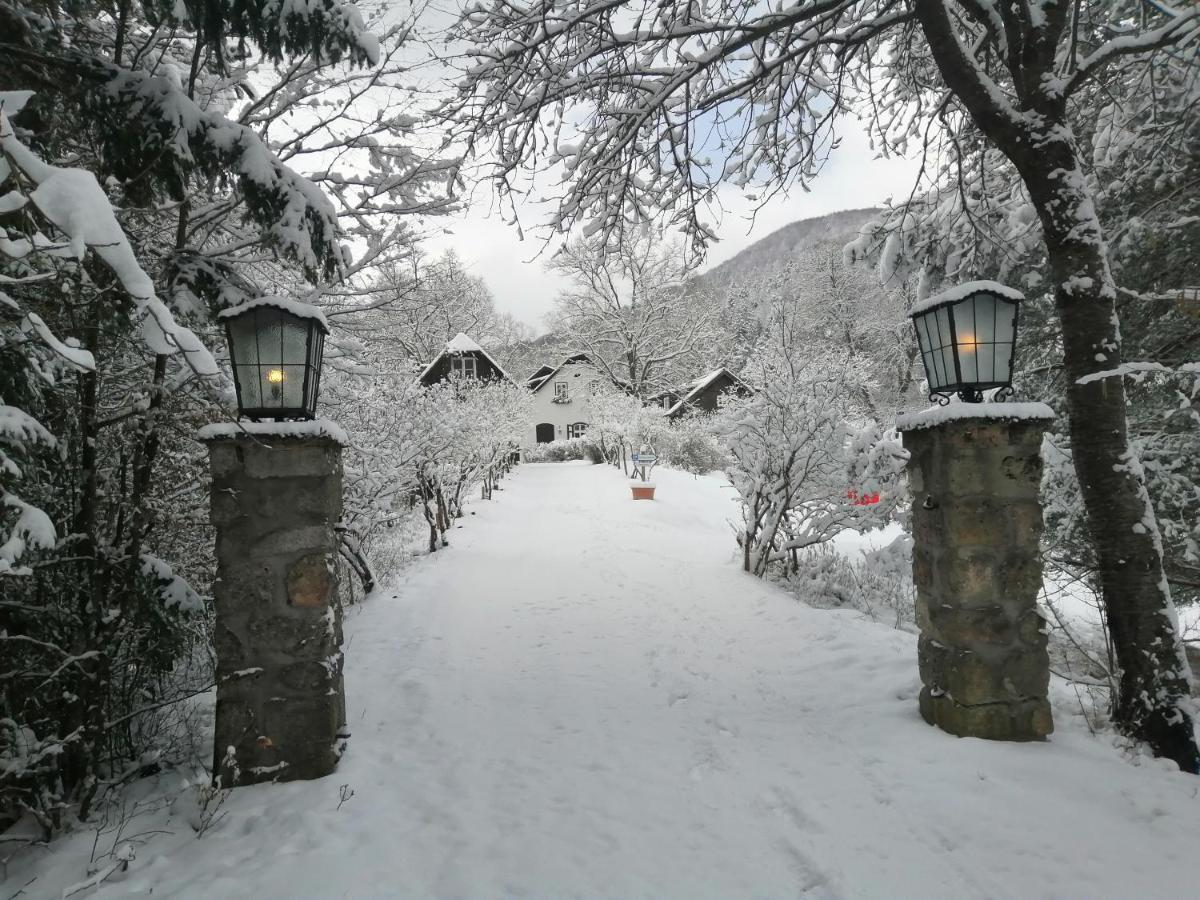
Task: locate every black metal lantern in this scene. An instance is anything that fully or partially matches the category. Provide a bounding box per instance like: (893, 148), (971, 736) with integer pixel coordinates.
(219, 298), (328, 420)
(909, 281), (1024, 403)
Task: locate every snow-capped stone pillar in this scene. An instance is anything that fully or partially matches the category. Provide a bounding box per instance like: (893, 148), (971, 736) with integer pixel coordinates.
(198, 421), (349, 786)
(898, 403), (1056, 742)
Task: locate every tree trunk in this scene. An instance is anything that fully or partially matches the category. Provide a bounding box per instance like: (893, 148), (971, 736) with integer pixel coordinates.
(1020, 139), (1198, 772)
(915, 0), (1198, 771)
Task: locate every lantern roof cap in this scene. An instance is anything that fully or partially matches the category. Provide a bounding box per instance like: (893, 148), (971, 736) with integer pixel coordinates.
(218, 296), (329, 332)
(896, 401), (1054, 432)
(909, 280), (1025, 318)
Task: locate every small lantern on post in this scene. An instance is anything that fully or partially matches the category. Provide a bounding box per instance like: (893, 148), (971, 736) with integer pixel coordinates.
(909, 281), (1024, 403)
(219, 297), (329, 420)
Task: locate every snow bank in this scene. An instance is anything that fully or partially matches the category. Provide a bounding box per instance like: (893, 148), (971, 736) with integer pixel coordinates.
(897, 401), (1055, 431)
(197, 418), (348, 444)
(9, 463), (1200, 899)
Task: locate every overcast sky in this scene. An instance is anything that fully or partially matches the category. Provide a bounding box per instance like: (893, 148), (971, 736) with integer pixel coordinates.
(421, 118), (922, 333)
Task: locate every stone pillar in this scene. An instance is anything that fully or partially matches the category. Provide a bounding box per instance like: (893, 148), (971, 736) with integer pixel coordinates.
(201, 431), (347, 785)
(899, 409), (1054, 741)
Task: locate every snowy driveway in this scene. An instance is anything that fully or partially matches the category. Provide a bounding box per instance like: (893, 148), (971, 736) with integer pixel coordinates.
(55, 462), (1200, 899)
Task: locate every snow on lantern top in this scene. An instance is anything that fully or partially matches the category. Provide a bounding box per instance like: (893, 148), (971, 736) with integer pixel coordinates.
(909, 281), (1024, 404)
(219, 297), (329, 421)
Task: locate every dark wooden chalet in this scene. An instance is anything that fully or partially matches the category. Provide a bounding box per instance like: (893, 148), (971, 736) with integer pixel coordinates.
(416, 333), (513, 386)
(659, 367), (753, 419)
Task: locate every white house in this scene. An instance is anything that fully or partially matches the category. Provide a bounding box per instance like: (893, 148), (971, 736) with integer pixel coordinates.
(524, 353), (615, 448)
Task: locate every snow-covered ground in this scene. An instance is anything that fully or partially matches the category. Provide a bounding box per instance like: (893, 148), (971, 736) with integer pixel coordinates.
(10, 462), (1200, 898)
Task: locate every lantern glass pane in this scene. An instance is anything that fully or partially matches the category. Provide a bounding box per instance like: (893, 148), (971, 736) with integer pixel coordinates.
(916, 311), (949, 389)
(995, 298), (1017, 382)
(935, 306), (956, 388)
(995, 299), (1015, 345)
(259, 309), (284, 367)
(236, 365), (262, 408)
(282, 318), (309, 364)
(954, 299), (978, 383)
(228, 316), (259, 366)
(282, 364), (306, 408)
(914, 314), (940, 390)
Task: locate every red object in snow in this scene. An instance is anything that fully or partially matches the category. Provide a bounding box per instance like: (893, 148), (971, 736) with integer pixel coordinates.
(847, 489), (881, 506)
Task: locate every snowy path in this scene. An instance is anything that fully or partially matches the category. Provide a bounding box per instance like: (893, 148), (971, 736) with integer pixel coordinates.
(24, 463), (1200, 899)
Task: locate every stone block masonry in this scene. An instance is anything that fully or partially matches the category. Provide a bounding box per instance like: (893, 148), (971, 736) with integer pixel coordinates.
(901, 415), (1053, 741)
(202, 432), (347, 785)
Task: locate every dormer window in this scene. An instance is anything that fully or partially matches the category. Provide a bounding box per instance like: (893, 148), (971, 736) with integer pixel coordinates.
(451, 355), (477, 379)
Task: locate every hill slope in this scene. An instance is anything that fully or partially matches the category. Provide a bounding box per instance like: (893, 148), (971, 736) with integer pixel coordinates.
(701, 207), (878, 286)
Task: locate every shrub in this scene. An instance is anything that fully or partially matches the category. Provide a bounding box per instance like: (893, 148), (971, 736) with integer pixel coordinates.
(525, 438), (598, 463)
(663, 420), (727, 474)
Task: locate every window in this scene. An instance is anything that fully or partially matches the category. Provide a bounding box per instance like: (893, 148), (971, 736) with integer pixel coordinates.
(451, 355), (476, 379)
(555, 381), (568, 398)
(567, 423), (587, 439)
(588, 380), (600, 396)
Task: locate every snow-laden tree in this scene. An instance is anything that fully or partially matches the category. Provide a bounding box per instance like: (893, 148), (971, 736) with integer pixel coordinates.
(717, 346), (904, 577)
(444, 0), (1200, 771)
(547, 237), (719, 397)
(337, 372), (531, 556)
(347, 250), (532, 370)
(1, 0), (455, 833)
(589, 389), (673, 473)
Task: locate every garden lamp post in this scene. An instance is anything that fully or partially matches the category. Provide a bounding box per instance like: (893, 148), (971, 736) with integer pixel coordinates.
(899, 280), (1054, 742)
(200, 296), (347, 787)
(909, 281), (1024, 403)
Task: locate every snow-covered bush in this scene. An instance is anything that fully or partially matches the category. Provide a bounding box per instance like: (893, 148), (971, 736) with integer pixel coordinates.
(780, 537), (915, 630)
(715, 349), (906, 577)
(525, 438), (597, 463)
(659, 415), (728, 475)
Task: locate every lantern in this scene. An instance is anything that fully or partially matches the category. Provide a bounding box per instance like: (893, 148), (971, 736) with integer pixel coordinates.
(909, 281), (1024, 403)
(219, 298), (328, 420)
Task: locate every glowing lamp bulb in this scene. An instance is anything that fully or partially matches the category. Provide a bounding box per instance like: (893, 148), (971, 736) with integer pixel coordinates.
(958, 332), (978, 353)
(267, 368), (286, 384)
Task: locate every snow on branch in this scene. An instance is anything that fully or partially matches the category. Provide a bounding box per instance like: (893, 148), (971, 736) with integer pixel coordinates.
(1076, 361), (1181, 386)
(76, 59), (346, 281)
(0, 110), (225, 387)
(1063, 9), (1200, 98)
(0, 491), (56, 574)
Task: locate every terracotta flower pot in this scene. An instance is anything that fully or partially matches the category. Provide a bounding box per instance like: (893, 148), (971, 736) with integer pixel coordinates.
(630, 483), (656, 500)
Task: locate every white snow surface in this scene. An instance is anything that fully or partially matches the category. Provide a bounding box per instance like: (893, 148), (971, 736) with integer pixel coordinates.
(897, 401), (1055, 431)
(12, 463), (1200, 898)
(908, 279), (1026, 316)
(196, 418), (348, 444)
(217, 296), (329, 330)
(445, 331), (484, 352)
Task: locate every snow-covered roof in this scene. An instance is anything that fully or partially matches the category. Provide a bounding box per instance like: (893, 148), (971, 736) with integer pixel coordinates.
(197, 418), (348, 444)
(896, 401), (1055, 432)
(415, 333), (513, 384)
(664, 367), (750, 417)
(909, 280), (1026, 318)
(446, 332), (483, 353)
(217, 296), (330, 331)
(528, 353), (596, 394)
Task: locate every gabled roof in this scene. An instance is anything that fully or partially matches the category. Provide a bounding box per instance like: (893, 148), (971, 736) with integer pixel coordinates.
(525, 364), (556, 390)
(416, 332), (513, 384)
(527, 353), (595, 394)
(663, 367), (752, 417)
